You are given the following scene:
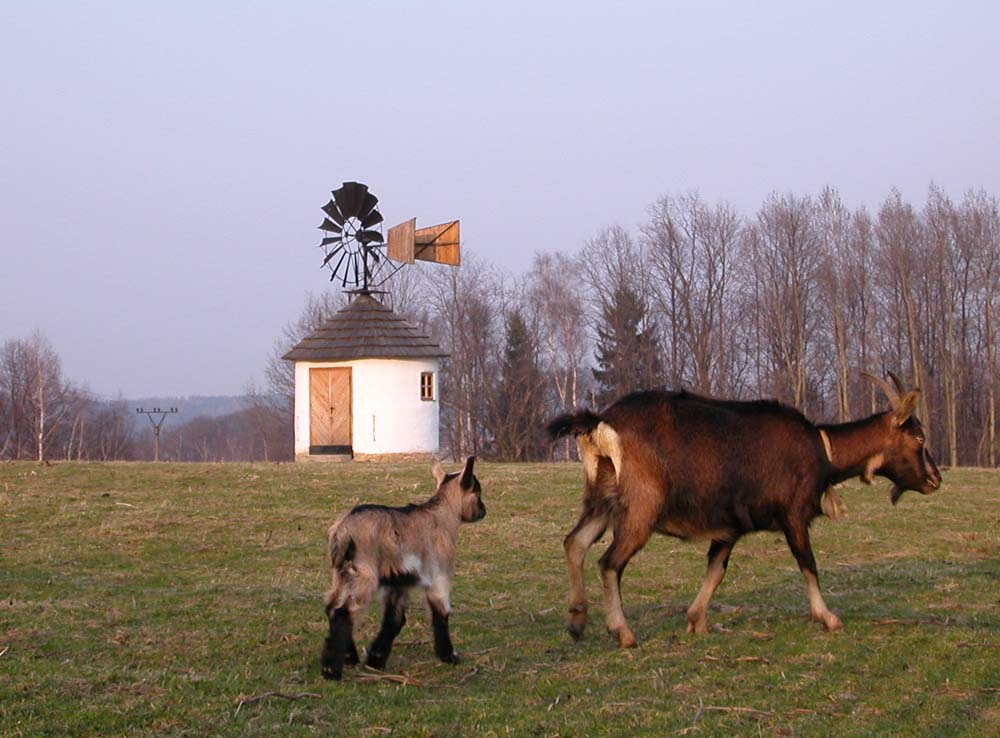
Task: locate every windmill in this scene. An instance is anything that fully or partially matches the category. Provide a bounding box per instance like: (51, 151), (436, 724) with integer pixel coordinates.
(283, 181), (458, 461)
(317, 181), (460, 293)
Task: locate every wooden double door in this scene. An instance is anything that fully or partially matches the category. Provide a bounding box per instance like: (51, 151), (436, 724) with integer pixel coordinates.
(309, 367), (352, 454)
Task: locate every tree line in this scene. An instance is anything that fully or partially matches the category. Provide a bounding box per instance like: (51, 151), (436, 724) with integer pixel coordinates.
(354, 185), (998, 466)
(0, 332), (136, 461)
(5, 184), (997, 466)
(0, 332), (290, 462)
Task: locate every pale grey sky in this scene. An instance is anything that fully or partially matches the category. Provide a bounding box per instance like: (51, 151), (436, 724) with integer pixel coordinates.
(2, 1), (998, 397)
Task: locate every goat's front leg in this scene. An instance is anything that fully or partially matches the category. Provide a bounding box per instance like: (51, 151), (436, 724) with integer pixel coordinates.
(563, 507), (608, 640)
(598, 513), (653, 648)
(426, 577), (459, 664)
(686, 540), (734, 635)
(783, 523), (843, 631)
(365, 587), (408, 670)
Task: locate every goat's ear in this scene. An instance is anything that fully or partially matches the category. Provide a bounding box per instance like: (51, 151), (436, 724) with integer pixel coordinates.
(894, 390), (920, 426)
(432, 459), (447, 487)
(460, 456), (476, 489)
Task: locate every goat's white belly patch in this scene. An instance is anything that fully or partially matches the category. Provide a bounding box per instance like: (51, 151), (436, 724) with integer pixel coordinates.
(401, 554), (434, 587)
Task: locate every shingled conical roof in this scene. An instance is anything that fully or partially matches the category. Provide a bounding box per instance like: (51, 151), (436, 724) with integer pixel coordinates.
(282, 294), (447, 362)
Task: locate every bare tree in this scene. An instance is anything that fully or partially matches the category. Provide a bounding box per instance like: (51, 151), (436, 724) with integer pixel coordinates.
(645, 192), (745, 395)
(264, 291), (346, 418)
(526, 252), (591, 459)
(86, 398), (137, 461)
(924, 186), (966, 467)
(842, 207), (880, 415)
(742, 194), (822, 411)
(426, 254), (507, 459)
(815, 187), (858, 421)
(382, 262), (433, 328)
(875, 190), (932, 440)
(955, 189), (1000, 465)
(240, 380), (293, 461)
(0, 338), (31, 458)
(62, 390), (91, 461)
(14, 332), (73, 462)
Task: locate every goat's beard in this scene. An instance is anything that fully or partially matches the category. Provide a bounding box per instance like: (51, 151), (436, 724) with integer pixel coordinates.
(889, 484), (905, 505)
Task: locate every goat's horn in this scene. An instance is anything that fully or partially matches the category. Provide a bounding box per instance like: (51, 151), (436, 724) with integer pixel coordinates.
(862, 372), (900, 408)
(886, 370), (907, 396)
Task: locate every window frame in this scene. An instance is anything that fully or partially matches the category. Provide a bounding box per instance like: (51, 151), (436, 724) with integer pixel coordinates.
(420, 371), (435, 401)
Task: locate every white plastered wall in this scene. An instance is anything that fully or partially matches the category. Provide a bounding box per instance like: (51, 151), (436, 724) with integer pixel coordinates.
(293, 357), (440, 458)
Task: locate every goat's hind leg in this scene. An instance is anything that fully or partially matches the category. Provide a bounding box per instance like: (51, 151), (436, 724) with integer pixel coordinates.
(321, 568), (375, 680)
(321, 604), (354, 680)
(686, 540), (733, 635)
(783, 523), (842, 631)
(563, 506), (608, 640)
(598, 513), (653, 648)
(365, 587), (408, 670)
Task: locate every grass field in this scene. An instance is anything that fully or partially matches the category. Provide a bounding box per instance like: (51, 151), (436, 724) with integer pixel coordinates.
(1, 461), (998, 737)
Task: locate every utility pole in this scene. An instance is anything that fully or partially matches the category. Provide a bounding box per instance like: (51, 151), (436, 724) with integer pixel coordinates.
(136, 407), (177, 462)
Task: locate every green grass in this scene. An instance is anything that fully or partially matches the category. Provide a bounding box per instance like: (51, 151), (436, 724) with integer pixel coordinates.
(1, 461), (998, 737)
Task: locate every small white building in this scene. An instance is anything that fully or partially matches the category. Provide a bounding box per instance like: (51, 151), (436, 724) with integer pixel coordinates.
(283, 294), (447, 461)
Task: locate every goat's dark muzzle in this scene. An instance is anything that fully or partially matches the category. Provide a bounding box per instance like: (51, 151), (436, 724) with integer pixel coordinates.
(890, 450), (942, 504)
(921, 448), (943, 493)
(924, 449), (941, 494)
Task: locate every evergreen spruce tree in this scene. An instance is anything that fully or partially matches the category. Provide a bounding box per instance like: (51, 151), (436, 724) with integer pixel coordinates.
(592, 283), (662, 406)
(492, 309), (546, 461)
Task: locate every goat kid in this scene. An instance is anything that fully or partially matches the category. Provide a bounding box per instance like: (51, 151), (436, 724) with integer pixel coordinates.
(320, 456), (485, 680)
(548, 372), (941, 648)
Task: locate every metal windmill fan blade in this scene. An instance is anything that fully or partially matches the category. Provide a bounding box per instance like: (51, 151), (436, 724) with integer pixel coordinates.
(329, 251), (348, 277)
(344, 253), (357, 287)
(333, 182), (368, 219)
(360, 209), (384, 229)
(313, 180), (402, 293)
(322, 244), (344, 265)
(359, 192), (379, 218)
(321, 199), (345, 224)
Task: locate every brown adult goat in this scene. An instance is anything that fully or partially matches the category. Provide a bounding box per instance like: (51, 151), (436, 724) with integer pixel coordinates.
(548, 373), (941, 648)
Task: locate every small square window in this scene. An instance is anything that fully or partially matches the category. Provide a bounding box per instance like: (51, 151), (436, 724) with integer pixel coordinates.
(420, 372), (435, 401)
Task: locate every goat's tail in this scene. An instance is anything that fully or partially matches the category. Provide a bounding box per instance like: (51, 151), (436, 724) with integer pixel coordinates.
(547, 409), (623, 486)
(546, 410), (602, 440)
(325, 516), (357, 613)
(327, 513), (357, 569)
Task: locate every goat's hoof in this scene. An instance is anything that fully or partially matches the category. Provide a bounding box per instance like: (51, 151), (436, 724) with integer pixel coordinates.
(365, 654), (388, 670)
(321, 666), (343, 681)
(616, 629), (638, 649)
(686, 619), (709, 635)
(822, 613), (843, 632)
(566, 622), (586, 641)
(439, 651), (459, 664)
(320, 649), (344, 680)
